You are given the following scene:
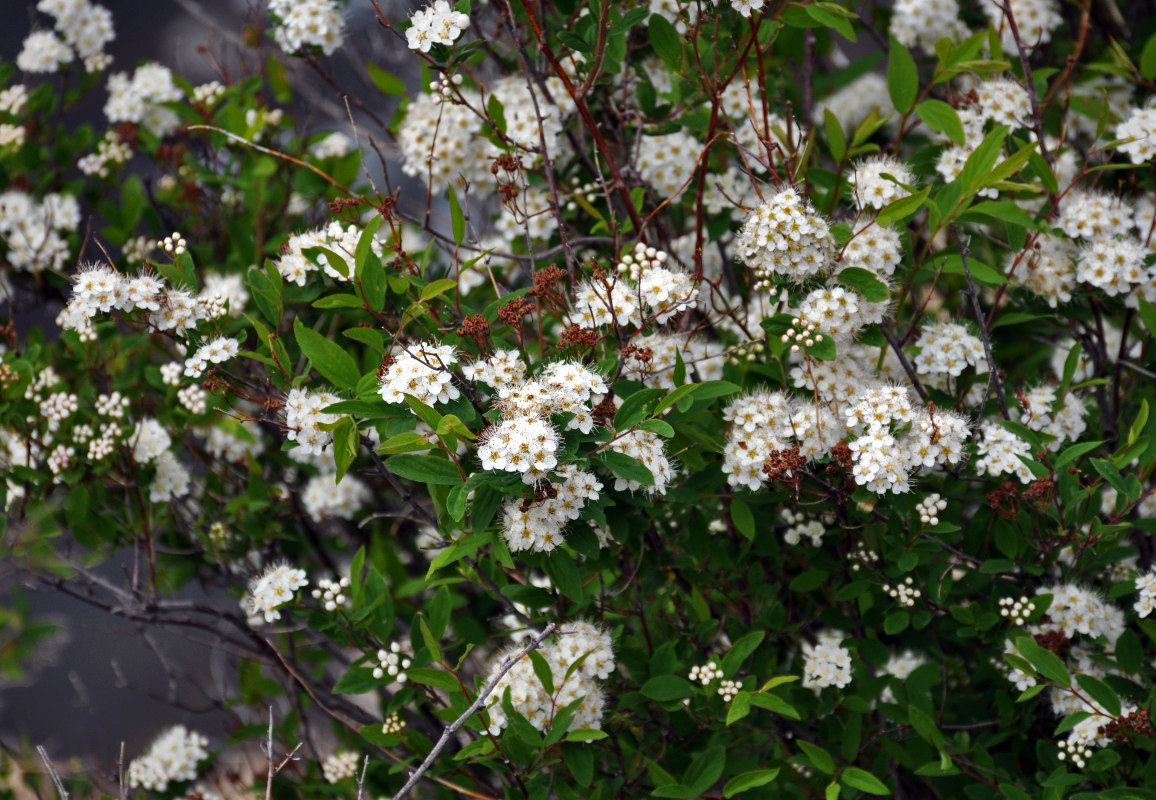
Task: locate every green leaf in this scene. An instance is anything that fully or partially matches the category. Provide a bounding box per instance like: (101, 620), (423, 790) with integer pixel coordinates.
(875, 186), (931, 226)
(684, 746), (726, 794)
(887, 37), (919, 114)
(723, 769), (780, 798)
(883, 611), (910, 635)
(1091, 457), (1128, 497)
(406, 667), (459, 692)
(565, 728), (608, 742)
(528, 649), (555, 695)
(332, 416), (359, 483)
(598, 450), (654, 486)
(421, 278), (458, 302)
(333, 667), (378, 694)
(367, 62), (405, 95)
(1141, 31), (1156, 80)
(448, 185), (465, 245)
(730, 497), (756, 541)
(648, 14), (682, 72)
(378, 432), (433, 454)
(653, 380), (742, 415)
(959, 126), (1008, 193)
(641, 675), (694, 701)
(749, 692), (800, 720)
(916, 99), (965, 146)
(939, 253), (1007, 286)
(726, 691), (752, 725)
(1053, 440), (1102, 469)
(908, 704), (945, 749)
(798, 741), (835, 775)
(293, 318), (361, 389)
(615, 387), (666, 430)
(1016, 637), (1072, 687)
(837, 267), (889, 301)
(722, 631), (765, 675)
(1075, 674), (1120, 716)
(824, 109), (847, 162)
(1116, 629), (1142, 674)
(385, 454), (463, 485)
(840, 767), (889, 796)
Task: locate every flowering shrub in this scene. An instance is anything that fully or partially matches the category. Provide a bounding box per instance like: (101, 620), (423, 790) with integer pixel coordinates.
(6, 0), (1156, 798)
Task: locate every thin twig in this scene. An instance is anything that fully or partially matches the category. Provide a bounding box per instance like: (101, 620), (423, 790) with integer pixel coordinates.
(391, 623), (557, 800)
(37, 746), (69, 800)
(953, 226), (1010, 419)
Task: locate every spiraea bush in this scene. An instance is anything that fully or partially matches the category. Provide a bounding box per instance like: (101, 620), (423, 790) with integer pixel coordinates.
(5, 0), (1156, 797)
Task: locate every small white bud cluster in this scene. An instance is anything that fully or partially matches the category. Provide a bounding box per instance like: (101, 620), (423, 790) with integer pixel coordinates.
(372, 641), (411, 683)
(782, 315), (823, 354)
(886, 577), (921, 608)
(321, 751), (360, 784)
(916, 493), (947, 526)
(192, 80), (224, 105)
(689, 661), (724, 686)
(999, 596), (1036, 626)
(566, 176), (600, 211)
(850, 545), (879, 572)
(87, 422), (120, 460)
(728, 339), (767, 366)
(78, 130), (132, 177)
(429, 71), (464, 104)
(312, 575), (351, 612)
(382, 712), (405, 735)
(1057, 737), (1093, 769)
(717, 679), (740, 702)
(47, 444), (75, 477)
(177, 384), (208, 415)
(616, 242), (668, 280)
(161, 362), (183, 386)
(127, 726), (210, 792)
(160, 231), (187, 256)
(95, 391), (129, 417)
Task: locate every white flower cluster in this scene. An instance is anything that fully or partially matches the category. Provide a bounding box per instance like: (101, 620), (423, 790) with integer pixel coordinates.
(397, 92), (499, 194)
(501, 466), (603, 553)
(406, 1), (469, 52)
(619, 242), (700, 323)
(913, 321), (986, 382)
(619, 332), (724, 390)
(1116, 104), (1156, 164)
(240, 561), (308, 624)
(1056, 189), (1132, 241)
(78, 129), (132, 177)
(886, 577), (922, 608)
(479, 415), (560, 483)
(814, 73), (894, 135)
(57, 263), (225, 343)
(878, 650), (926, 704)
(372, 641), (412, 683)
(975, 421), (1034, 483)
(1014, 385), (1088, 449)
(284, 387), (342, 457)
(127, 726), (209, 792)
(723, 390), (811, 489)
(1076, 235), (1148, 297)
(572, 263), (699, 331)
(850, 156), (914, 210)
(17, 0), (114, 73)
(839, 220), (903, 279)
(606, 429), (673, 495)
(793, 284), (888, 342)
(1015, 232), (1079, 307)
(889, 0), (968, 52)
(736, 187), (835, 288)
(0, 191), (77, 274)
(312, 575), (350, 612)
(783, 512), (824, 547)
(484, 621), (614, 735)
(313, 131), (353, 159)
(689, 661), (725, 686)
(379, 342), (460, 406)
(203, 419), (265, 463)
(1135, 570), (1156, 618)
(916, 493), (946, 526)
(104, 63), (184, 137)
(268, 0), (344, 54)
(802, 630), (853, 691)
(275, 220), (384, 286)
(484, 361), (608, 435)
(981, 0), (1063, 52)
(999, 596), (1036, 625)
(463, 350), (527, 388)
(321, 751), (360, 783)
(636, 131), (701, 200)
(130, 418), (191, 502)
(1039, 583), (1125, 645)
(0, 85), (28, 115)
(302, 472), (371, 522)
(184, 336), (240, 379)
